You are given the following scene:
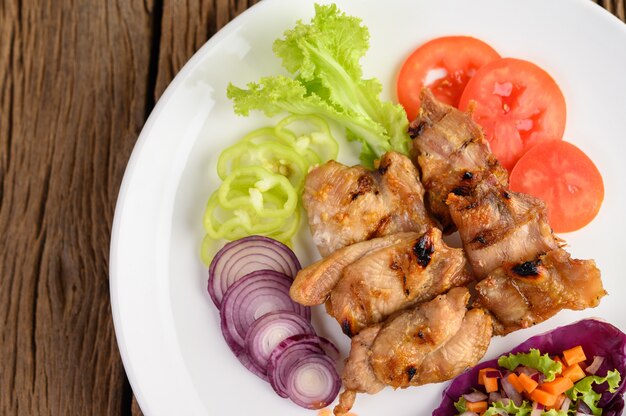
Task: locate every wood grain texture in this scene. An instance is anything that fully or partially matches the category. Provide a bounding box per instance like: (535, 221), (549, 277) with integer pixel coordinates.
(594, 0), (626, 21)
(155, 0), (261, 100)
(0, 1), (623, 416)
(0, 0), (154, 414)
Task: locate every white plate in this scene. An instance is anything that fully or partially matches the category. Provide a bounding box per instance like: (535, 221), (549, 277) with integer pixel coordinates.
(110, 0), (626, 415)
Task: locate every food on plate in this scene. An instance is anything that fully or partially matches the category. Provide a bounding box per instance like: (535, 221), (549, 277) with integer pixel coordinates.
(291, 232), (420, 306)
(509, 140), (605, 233)
(408, 89), (508, 233)
(473, 248), (605, 335)
(433, 319), (626, 416)
(397, 36), (501, 120)
(446, 172), (559, 279)
(227, 4), (411, 167)
(207, 235), (301, 307)
(410, 90), (605, 331)
(334, 288), (492, 415)
(303, 151), (434, 256)
(207, 236), (340, 409)
(458, 58), (567, 172)
(326, 227), (473, 336)
(201, 115), (338, 253)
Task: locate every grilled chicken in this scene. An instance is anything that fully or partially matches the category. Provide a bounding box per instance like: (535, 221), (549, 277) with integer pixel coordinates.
(446, 173), (559, 279)
(474, 248), (606, 335)
(409, 90), (605, 334)
(326, 228), (472, 336)
(409, 89), (508, 233)
(334, 287), (492, 416)
(290, 232), (419, 306)
(303, 152), (435, 256)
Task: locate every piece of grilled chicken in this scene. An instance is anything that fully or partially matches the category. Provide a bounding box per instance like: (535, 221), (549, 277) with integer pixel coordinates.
(446, 172), (560, 279)
(334, 287), (492, 416)
(474, 248), (605, 335)
(303, 151), (435, 257)
(326, 228), (472, 336)
(408, 89), (508, 233)
(290, 228), (472, 336)
(409, 88), (606, 332)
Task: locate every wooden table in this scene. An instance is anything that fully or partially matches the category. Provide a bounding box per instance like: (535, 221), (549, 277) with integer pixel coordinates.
(0, 1), (623, 415)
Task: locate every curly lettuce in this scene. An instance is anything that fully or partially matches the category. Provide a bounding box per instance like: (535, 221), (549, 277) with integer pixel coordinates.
(566, 370), (622, 416)
(498, 349), (563, 382)
(227, 3), (410, 167)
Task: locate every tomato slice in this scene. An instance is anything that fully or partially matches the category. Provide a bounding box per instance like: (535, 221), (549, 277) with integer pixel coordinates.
(509, 141), (604, 233)
(459, 58), (566, 172)
(397, 36), (500, 120)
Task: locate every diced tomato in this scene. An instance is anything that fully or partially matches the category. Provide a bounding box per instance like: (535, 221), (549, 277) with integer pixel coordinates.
(397, 36), (500, 120)
(509, 141), (604, 233)
(458, 58), (566, 171)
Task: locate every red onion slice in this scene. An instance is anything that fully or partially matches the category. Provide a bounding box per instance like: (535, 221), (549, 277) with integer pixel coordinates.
(208, 235), (301, 307)
(531, 401), (544, 416)
(501, 374), (523, 406)
(235, 350), (269, 381)
(220, 270), (310, 354)
(245, 311), (315, 375)
(463, 391), (488, 402)
(285, 354), (341, 409)
(268, 334), (328, 398)
(585, 356), (605, 375)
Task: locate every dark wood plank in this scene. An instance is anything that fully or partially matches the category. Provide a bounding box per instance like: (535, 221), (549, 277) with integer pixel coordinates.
(594, 0), (626, 21)
(154, 0), (261, 100)
(0, 0), (155, 414)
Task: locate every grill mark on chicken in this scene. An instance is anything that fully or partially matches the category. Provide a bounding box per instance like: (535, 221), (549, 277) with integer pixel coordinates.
(413, 233), (434, 267)
(335, 288), (492, 415)
(408, 120), (427, 139)
(473, 248), (605, 336)
(325, 228), (472, 335)
(303, 152), (435, 256)
(512, 259), (541, 276)
(406, 366), (417, 382)
(341, 319), (353, 338)
(350, 174), (375, 201)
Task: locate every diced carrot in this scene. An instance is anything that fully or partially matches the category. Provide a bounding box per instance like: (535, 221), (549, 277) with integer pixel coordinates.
(541, 376), (574, 396)
(531, 389), (558, 407)
(562, 363), (586, 383)
(507, 373), (525, 393)
(466, 401), (488, 413)
(518, 372), (538, 393)
(484, 376), (499, 393)
(478, 368), (497, 385)
(563, 345), (586, 366)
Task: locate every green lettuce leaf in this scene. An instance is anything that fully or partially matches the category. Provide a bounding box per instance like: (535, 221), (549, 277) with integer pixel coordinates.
(498, 349), (563, 381)
(566, 370), (622, 416)
(483, 400), (531, 416)
(227, 3), (409, 167)
(453, 397), (467, 414)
